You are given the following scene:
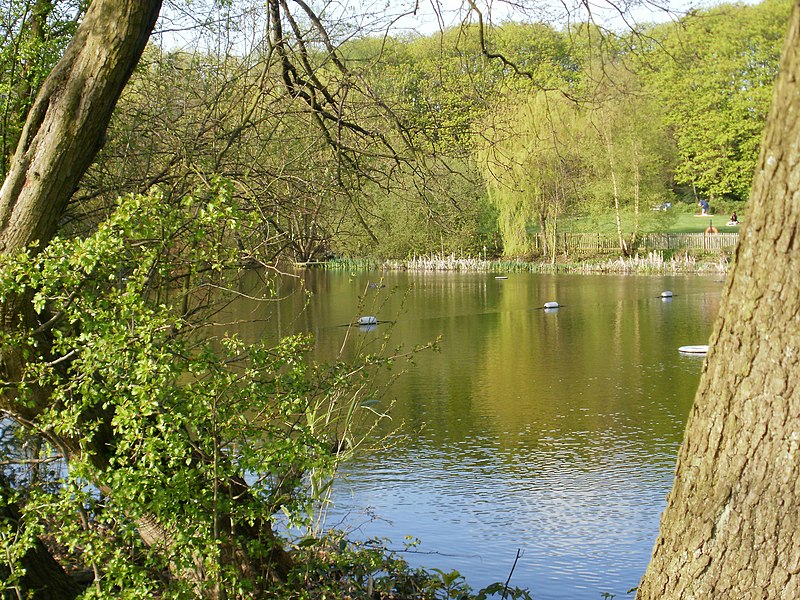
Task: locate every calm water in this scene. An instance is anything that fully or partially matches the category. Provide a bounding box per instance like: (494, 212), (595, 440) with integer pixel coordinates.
(226, 269), (724, 599)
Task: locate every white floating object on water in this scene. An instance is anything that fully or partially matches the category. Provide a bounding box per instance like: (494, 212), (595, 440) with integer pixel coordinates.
(543, 301), (560, 309)
(661, 291), (673, 298)
(358, 316), (378, 325)
(679, 345), (708, 354)
(495, 276), (508, 280)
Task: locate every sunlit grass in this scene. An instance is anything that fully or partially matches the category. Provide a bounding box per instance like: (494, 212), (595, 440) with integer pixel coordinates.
(550, 204), (744, 235)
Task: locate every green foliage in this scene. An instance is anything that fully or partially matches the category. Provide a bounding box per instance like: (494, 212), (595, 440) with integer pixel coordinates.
(574, 67), (676, 252)
(273, 533), (532, 600)
(73, 9), (782, 264)
(339, 158), (496, 259)
(0, 1), (85, 174)
(0, 184), (394, 596)
(344, 28), (499, 154)
(477, 88), (591, 258)
(336, 22), (582, 258)
(92, 20), (319, 259)
(645, 0), (792, 201)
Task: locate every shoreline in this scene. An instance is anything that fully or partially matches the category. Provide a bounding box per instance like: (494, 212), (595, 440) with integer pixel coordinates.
(317, 250), (731, 275)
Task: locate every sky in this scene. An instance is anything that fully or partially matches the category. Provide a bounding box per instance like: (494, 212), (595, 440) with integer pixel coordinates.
(370, 0), (763, 35)
(155, 0), (765, 52)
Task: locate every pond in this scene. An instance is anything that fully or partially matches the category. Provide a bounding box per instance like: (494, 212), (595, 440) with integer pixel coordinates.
(225, 269), (724, 599)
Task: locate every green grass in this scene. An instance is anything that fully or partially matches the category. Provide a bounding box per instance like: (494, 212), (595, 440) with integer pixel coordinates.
(538, 205), (744, 235)
(665, 211), (741, 233)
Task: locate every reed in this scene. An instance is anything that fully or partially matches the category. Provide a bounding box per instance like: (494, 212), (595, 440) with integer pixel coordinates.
(576, 251), (729, 274)
(320, 251), (729, 275)
(381, 254), (561, 273)
(324, 257), (383, 270)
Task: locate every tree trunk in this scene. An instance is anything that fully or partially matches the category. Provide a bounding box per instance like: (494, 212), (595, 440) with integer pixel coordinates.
(0, 2), (162, 597)
(601, 121), (628, 256)
(638, 3), (800, 597)
(538, 212), (549, 257)
(630, 137), (640, 250)
(0, 484), (82, 600)
(0, 1), (162, 254)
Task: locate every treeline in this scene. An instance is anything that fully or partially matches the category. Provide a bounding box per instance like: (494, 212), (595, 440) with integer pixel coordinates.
(343, 0), (790, 259)
(0, 1), (790, 262)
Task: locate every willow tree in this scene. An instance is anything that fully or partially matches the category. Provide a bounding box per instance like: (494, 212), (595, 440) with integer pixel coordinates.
(477, 89), (588, 259)
(638, 1), (800, 596)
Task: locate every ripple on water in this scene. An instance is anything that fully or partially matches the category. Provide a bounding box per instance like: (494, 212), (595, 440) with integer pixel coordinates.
(331, 426), (678, 598)
(320, 273), (716, 600)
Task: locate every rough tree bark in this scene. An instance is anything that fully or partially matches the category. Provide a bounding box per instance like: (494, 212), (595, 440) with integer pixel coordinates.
(0, 2), (161, 254)
(637, 2), (800, 597)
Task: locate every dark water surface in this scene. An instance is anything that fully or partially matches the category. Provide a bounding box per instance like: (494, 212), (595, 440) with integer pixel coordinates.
(228, 269), (724, 599)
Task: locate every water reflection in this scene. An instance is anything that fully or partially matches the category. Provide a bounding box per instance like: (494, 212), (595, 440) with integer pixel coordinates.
(223, 270), (722, 599)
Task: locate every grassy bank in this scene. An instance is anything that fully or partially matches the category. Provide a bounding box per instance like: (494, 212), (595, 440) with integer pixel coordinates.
(665, 212), (741, 234)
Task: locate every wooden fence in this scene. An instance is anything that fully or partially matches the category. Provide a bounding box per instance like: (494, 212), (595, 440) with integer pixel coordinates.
(532, 232), (739, 255)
